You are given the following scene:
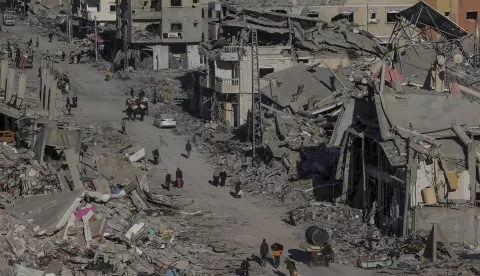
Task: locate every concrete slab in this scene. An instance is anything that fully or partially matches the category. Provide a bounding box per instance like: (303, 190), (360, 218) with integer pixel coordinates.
(65, 148), (83, 190)
(128, 148), (146, 163)
(12, 190), (84, 236)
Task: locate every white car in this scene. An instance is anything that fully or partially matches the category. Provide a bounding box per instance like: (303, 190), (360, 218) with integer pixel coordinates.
(155, 114), (176, 128)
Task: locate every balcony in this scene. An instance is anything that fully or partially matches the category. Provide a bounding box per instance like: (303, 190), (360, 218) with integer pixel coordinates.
(214, 77), (239, 93)
(220, 46), (239, 61)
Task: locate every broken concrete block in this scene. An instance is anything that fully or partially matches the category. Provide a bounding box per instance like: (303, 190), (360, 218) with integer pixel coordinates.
(75, 205), (97, 220)
(14, 265), (44, 276)
(128, 148), (145, 163)
(90, 217), (107, 238)
(41, 260), (63, 276)
(82, 210), (95, 242)
(125, 222), (145, 241)
(25, 168), (37, 182)
(12, 190), (84, 236)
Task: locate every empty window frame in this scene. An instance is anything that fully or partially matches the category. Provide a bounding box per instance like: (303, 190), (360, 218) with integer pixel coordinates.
(208, 7), (212, 18)
(171, 23), (182, 32)
(467, 11), (478, 21)
(170, 0), (181, 7)
(193, 0), (198, 3)
(386, 11), (399, 23)
(335, 12), (354, 23)
(369, 10), (377, 20)
(110, 5), (116, 11)
(259, 68), (274, 78)
(445, 12), (450, 17)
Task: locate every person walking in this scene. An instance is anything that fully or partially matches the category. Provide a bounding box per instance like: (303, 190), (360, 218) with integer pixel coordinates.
(212, 170), (220, 186)
(61, 51), (65, 61)
(185, 140), (192, 159)
(72, 95), (78, 108)
(70, 51), (75, 64)
(240, 258), (250, 276)
(235, 181), (243, 198)
(105, 70), (111, 81)
(130, 87), (135, 98)
(152, 88), (157, 105)
(29, 38), (32, 46)
(271, 243), (283, 268)
(285, 258), (298, 276)
(164, 173), (171, 191)
(35, 37), (39, 47)
(66, 97), (71, 108)
(260, 239), (269, 267)
(167, 91), (172, 101)
(66, 102), (72, 115)
(48, 33), (53, 42)
(121, 118), (127, 135)
(76, 52), (82, 64)
(220, 171), (227, 187)
(176, 167), (183, 188)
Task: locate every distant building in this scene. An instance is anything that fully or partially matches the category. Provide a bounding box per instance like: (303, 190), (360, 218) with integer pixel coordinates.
(114, 0), (220, 70)
(221, 0), (420, 44)
(77, 0), (117, 23)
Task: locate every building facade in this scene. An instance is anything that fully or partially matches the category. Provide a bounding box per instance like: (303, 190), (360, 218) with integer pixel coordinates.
(115, 0), (219, 70)
(77, 0), (117, 23)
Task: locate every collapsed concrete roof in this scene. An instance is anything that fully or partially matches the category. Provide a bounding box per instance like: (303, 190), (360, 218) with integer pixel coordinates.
(260, 64), (349, 107)
(219, 0), (347, 9)
(212, 9), (384, 57)
(383, 88), (480, 134)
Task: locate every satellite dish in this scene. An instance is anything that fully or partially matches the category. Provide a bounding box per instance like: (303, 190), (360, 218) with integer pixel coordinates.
(453, 54), (463, 64)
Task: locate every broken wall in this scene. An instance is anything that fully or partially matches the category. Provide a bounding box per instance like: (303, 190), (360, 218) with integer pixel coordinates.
(413, 160), (471, 206)
(413, 207), (480, 244)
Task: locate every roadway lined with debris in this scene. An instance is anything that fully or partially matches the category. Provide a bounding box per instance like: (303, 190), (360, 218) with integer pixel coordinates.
(0, 16), (370, 276)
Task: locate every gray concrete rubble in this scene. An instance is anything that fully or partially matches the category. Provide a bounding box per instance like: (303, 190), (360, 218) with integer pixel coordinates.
(4, 0), (480, 275)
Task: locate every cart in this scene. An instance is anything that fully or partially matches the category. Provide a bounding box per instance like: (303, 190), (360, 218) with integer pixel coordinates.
(300, 243), (334, 267)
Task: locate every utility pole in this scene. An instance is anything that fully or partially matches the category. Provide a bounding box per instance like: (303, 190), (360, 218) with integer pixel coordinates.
(94, 16), (98, 61)
(251, 28), (262, 162)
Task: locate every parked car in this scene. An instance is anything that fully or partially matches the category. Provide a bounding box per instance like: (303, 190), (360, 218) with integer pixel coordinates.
(154, 114), (176, 128)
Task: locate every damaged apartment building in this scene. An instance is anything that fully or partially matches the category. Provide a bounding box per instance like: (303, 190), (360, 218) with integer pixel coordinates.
(115, 0), (221, 69)
(194, 8), (382, 127)
(325, 1), (480, 243)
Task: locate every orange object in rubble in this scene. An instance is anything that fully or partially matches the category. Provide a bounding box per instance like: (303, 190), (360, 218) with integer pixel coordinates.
(0, 131), (15, 143)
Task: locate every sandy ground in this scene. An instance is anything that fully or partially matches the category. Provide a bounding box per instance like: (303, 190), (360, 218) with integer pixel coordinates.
(2, 21), (373, 276)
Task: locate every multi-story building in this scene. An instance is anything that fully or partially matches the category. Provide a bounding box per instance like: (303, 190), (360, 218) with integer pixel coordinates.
(423, 0), (480, 34)
(194, 9), (376, 127)
(115, 0), (220, 70)
(77, 0), (117, 24)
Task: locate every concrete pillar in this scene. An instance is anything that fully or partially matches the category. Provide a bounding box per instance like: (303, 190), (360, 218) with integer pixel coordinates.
(16, 72), (26, 106)
(153, 45), (169, 70)
(41, 61), (47, 103)
(0, 59), (8, 93)
(48, 85), (57, 120)
(434, 55), (446, 92)
(44, 70), (52, 110)
(187, 44), (200, 69)
(5, 69), (15, 103)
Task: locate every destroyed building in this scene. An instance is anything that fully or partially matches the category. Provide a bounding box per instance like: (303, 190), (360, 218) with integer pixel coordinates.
(324, 1), (480, 243)
(114, 0), (220, 70)
(220, 0), (419, 44)
(194, 8), (382, 127)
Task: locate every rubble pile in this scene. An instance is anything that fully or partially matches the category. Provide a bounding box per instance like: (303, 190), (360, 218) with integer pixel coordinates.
(0, 143), (61, 196)
(0, 141), (231, 275)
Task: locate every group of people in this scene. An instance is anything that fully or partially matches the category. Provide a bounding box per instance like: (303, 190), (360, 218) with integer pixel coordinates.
(163, 168), (184, 191)
(65, 95), (78, 115)
(239, 239), (298, 276)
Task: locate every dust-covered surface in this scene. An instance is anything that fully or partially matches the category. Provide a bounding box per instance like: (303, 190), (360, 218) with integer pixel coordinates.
(2, 3), (480, 276)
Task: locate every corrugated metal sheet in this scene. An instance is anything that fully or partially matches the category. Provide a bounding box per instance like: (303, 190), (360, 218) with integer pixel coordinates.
(399, 1), (468, 40)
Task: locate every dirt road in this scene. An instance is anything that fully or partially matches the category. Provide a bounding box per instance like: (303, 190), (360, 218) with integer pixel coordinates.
(4, 22), (372, 276)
